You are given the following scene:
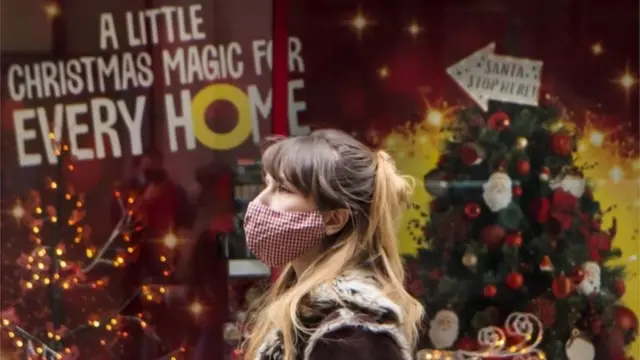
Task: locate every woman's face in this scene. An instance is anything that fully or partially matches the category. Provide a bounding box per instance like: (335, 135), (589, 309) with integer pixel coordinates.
(254, 174), (316, 213)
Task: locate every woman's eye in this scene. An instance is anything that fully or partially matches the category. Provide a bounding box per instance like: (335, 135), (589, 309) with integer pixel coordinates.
(276, 184), (291, 193)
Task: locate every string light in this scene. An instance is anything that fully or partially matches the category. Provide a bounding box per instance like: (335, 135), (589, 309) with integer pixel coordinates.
(378, 66), (390, 79)
(590, 42), (604, 56)
(188, 300), (205, 318)
(11, 203), (25, 220)
(43, 2), (61, 19)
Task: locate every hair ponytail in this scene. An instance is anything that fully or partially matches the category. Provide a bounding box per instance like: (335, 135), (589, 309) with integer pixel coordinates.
(364, 150), (423, 346)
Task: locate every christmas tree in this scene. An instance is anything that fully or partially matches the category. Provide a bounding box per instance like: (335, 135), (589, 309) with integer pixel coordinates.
(409, 102), (638, 360)
(0, 138), (174, 359)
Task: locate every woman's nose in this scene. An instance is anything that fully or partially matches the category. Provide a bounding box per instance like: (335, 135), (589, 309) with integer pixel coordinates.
(253, 188), (270, 206)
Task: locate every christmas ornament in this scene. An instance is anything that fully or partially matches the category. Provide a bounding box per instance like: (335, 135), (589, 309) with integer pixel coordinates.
(576, 261), (601, 295)
(526, 297), (557, 328)
(539, 256), (553, 271)
(529, 197), (551, 223)
(428, 309), (459, 349)
(462, 252), (478, 268)
(550, 171), (586, 198)
(517, 159), (531, 175)
(551, 133), (572, 156)
(570, 267), (585, 284)
(459, 143), (485, 166)
(482, 172), (513, 212)
(428, 210), (471, 246)
(539, 167), (550, 181)
(506, 271), (524, 290)
(483, 284), (497, 298)
(611, 278), (626, 297)
(614, 305), (638, 336)
(515, 136), (528, 149)
(505, 232), (523, 248)
(424, 169), (449, 197)
(565, 329), (595, 360)
(552, 274), (574, 299)
(464, 203), (481, 219)
(418, 313), (545, 360)
(455, 336), (477, 351)
(481, 224), (506, 249)
(512, 186), (523, 197)
(408, 279), (425, 297)
(487, 111), (511, 130)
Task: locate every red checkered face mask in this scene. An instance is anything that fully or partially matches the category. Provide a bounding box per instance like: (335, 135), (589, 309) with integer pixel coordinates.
(243, 201), (326, 268)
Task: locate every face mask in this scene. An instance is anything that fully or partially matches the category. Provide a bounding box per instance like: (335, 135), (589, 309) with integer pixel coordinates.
(243, 201), (326, 268)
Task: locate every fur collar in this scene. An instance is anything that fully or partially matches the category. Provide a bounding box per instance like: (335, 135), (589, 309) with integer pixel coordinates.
(254, 270), (412, 360)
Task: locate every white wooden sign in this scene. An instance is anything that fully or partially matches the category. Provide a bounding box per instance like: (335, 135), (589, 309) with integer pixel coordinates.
(447, 43), (543, 111)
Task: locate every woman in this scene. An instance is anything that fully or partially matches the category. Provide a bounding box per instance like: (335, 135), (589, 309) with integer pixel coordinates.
(242, 129), (424, 360)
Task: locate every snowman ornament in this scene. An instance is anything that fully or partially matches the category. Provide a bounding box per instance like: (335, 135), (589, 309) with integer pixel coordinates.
(428, 309), (459, 349)
(565, 330), (595, 360)
(549, 171), (586, 198)
(577, 262), (601, 295)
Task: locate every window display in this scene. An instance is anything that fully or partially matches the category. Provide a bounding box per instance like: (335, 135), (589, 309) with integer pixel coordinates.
(1, 0), (638, 359)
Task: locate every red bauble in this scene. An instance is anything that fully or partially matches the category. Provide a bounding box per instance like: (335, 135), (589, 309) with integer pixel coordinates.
(551, 274), (574, 299)
(408, 279), (425, 297)
(505, 232), (523, 248)
(429, 268), (444, 280)
(464, 203), (481, 219)
(481, 224), (506, 249)
(614, 305), (638, 335)
(488, 111), (511, 130)
(456, 336), (478, 351)
(550, 134), (572, 156)
(611, 278), (626, 297)
(517, 159), (531, 175)
(529, 198), (551, 223)
(506, 272), (524, 290)
(483, 284), (497, 298)
(570, 267), (585, 284)
(526, 297), (557, 327)
(459, 143), (482, 165)
(512, 186), (523, 197)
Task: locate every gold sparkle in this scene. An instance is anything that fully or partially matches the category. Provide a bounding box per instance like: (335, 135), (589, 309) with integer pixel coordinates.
(590, 42), (604, 56)
(43, 2), (61, 19)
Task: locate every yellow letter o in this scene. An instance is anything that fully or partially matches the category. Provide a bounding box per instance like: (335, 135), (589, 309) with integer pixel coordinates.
(191, 83), (251, 150)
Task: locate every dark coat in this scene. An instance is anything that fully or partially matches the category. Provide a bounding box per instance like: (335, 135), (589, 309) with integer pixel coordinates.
(253, 270), (413, 360)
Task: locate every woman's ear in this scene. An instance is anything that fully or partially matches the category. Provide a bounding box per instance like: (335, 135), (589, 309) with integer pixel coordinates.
(323, 209), (349, 235)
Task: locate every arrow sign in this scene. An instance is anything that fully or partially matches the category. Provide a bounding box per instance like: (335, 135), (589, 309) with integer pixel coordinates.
(447, 43), (543, 111)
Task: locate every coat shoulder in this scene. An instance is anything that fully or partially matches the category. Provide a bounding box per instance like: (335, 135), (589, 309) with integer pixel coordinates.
(306, 324), (406, 360)
(302, 270), (414, 360)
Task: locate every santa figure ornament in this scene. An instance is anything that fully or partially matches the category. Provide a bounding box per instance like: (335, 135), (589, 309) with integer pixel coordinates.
(576, 261), (601, 295)
(565, 329), (595, 360)
(482, 172), (513, 212)
(428, 309), (460, 349)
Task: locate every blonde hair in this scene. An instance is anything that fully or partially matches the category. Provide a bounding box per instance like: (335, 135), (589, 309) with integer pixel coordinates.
(243, 130), (424, 360)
